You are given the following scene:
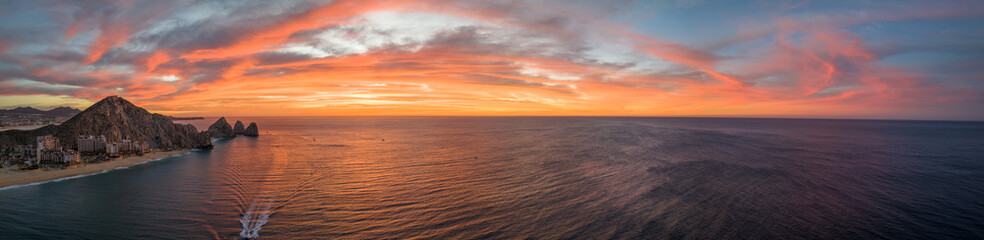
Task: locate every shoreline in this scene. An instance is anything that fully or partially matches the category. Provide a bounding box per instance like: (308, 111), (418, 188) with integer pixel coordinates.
(0, 125), (46, 132)
(0, 149), (191, 190)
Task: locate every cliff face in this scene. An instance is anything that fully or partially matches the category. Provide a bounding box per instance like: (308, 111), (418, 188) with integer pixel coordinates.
(181, 124), (213, 149)
(0, 96), (213, 149)
(208, 117), (235, 139)
(244, 122), (259, 137)
(233, 121), (245, 135)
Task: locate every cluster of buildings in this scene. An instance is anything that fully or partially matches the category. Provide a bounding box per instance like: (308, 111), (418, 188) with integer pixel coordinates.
(0, 135), (152, 168)
(0, 119), (52, 127)
(35, 135), (81, 166)
(0, 114), (69, 128)
(78, 135), (150, 157)
(1, 145), (40, 167)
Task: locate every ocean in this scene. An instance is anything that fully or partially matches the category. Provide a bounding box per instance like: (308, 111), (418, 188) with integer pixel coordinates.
(0, 117), (982, 239)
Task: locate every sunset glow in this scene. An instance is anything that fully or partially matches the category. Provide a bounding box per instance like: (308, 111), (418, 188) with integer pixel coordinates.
(1, 0), (983, 119)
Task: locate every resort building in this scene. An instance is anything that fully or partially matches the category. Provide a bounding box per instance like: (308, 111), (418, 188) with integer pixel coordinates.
(136, 141), (150, 153)
(77, 135), (107, 153)
(107, 142), (120, 157)
(37, 135), (60, 151)
(33, 135), (80, 165)
(120, 139), (133, 153)
(36, 135), (61, 164)
(38, 149), (80, 165)
(12, 145), (36, 157)
(0, 145), (37, 166)
(109, 139), (151, 155)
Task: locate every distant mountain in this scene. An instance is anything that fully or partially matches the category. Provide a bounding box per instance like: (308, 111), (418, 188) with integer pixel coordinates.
(45, 107), (82, 116)
(0, 106), (81, 117)
(0, 96), (212, 150)
(168, 116), (205, 120)
(0, 107), (45, 115)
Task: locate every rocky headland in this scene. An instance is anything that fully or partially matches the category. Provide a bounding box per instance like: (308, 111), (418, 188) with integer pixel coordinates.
(0, 96), (212, 150)
(0, 96), (264, 188)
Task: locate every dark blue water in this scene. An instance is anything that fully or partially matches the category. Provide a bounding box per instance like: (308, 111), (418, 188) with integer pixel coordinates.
(0, 117), (982, 239)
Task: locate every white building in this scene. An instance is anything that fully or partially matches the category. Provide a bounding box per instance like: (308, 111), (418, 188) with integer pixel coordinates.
(107, 142), (120, 157)
(78, 135), (107, 153)
(38, 149), (80, 165)
(36, 135), (60, 164)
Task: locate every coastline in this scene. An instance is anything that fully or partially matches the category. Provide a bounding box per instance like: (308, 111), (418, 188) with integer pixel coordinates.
(0, 125), (45, 132)
(0, 149), (191, 189)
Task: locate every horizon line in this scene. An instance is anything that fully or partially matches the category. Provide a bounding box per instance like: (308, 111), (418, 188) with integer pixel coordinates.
(172, 115), (984, 123)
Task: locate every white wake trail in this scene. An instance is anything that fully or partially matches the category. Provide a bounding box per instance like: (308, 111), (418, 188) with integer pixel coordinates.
(238, 137), (292, 239)
(240, 198), (274, 238)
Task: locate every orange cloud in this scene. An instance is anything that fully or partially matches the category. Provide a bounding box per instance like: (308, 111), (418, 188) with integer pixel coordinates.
(1, 0), (981, 120)
(83, 24), (129, 64)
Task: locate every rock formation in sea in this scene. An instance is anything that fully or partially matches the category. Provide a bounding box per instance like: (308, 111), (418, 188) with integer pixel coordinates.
(233, 120), (246, 135)
(208, 117), (235, 139)
(0, 96), (213, 149)
(244, 122), (259, 137)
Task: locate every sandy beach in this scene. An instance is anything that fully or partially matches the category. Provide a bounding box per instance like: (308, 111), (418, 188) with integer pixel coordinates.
(0, 149), (191, 189)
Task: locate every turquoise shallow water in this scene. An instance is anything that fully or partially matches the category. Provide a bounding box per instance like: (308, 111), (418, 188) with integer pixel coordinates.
(0, 117), (982, 239)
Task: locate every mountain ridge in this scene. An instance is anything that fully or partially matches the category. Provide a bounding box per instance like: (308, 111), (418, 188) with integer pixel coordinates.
(0, 106), (81, 117)
(0, 96), (212, 150)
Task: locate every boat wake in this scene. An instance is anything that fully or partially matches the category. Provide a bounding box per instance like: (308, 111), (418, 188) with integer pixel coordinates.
(232, 135), (323, 238)
(235, 138), (291, 239)
(240, 199), (272, 239)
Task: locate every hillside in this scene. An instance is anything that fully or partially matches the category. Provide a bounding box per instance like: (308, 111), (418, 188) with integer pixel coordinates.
(0, 96), (212, 150)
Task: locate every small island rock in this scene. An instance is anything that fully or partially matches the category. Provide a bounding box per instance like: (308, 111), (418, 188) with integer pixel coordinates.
(244, 122), (259, 137)
(207, 117), (235, 138)
(233, 120), (246, 135)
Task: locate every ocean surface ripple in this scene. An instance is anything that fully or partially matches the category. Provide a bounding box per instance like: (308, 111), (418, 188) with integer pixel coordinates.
(0, 117), (982, 239)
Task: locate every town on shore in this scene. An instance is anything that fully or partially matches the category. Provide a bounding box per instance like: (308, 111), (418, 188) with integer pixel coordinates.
(1, 134), (154, 170)
(0, 107), (80, 130)
(0, 96), (259, 172)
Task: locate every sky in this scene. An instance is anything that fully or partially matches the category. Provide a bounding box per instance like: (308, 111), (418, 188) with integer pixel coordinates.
(0, 0), (982, 120)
